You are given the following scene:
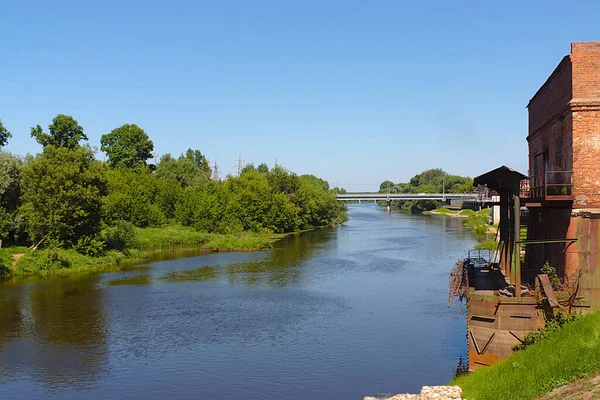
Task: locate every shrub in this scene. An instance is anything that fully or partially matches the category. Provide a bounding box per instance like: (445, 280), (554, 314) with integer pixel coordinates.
(541, 261), (561, 289)
(102, 220), (138, 251)
(512, 311), (576, 351)
(75, 235), (106, 257)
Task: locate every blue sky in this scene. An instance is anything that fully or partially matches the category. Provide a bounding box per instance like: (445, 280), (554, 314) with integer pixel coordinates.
(1, 1), (598, 191)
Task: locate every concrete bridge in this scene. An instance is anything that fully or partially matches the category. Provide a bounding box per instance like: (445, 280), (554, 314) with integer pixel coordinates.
(336, 193), (480, 202)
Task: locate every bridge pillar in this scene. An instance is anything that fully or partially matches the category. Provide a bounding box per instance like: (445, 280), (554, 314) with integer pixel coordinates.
(386, 199), (391, 213)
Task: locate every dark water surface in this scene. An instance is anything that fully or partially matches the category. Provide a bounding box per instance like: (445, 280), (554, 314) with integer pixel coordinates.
(0, 205), (476, 399)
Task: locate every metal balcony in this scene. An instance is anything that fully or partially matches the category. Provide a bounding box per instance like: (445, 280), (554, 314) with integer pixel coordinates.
(521, 171), (574, 201)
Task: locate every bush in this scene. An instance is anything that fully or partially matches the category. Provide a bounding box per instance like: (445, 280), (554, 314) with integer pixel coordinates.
(0, 251), (11, 277)
(18, 248), (72, 273)
(541, 261), (561, 289)
(75, 235), (106, 257)
(513, 311), (577, 351)
(102, 220), (138, 251)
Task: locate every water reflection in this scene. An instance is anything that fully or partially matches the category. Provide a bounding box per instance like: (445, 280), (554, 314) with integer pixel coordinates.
(0, 205), (476, 399)
(0, 277), (108, 390)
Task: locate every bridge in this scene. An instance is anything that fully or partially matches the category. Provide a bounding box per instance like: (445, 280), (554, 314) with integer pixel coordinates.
(336, 193), (481, 202)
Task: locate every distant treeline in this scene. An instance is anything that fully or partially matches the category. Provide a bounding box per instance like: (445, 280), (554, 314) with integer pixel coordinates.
(378, 168), (474, 212)
(0, 115), (347, 255)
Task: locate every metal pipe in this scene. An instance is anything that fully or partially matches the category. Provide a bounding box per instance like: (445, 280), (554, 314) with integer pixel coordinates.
(514, 195), (521, 298)
(517, 238), (578, 245)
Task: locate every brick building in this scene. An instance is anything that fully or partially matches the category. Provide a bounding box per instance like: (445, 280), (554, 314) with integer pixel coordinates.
(525, 42), (600, 306)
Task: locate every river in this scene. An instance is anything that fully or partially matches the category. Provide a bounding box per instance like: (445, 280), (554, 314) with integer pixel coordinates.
(0, 204), (477, 399)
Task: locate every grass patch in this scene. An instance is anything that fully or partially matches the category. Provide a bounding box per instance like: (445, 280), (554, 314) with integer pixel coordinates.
(453, 311), (600, 400)
(474, 239), (498, 251)
(464, 208), (495, 237)
(135, 225), (286, 251)
(2, 225), (290, 279)
(12, 248), (143, 278)
(135, 225), (212, 247)
(424, 207), (460, 215)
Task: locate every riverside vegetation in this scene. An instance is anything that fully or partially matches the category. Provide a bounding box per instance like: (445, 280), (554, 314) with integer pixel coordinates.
(453, 310), (600, 400)
(378, 169), (474, 213)
(0, 116), (347, 278)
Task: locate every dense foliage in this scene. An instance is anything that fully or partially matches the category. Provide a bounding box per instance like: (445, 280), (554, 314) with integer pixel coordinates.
(379, 168), (474, 212)
(0, 115), (347, 260)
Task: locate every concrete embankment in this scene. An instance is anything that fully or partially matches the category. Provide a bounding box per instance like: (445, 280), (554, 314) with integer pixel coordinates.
(364, 385), (462, 400)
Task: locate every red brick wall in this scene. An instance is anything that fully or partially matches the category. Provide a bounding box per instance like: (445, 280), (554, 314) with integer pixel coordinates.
(528, 56), (572, 136)
(573, 108), (600, 205)
(571, 42), (600, 206)
(572, 42), (600, 99)
(527, 42), (600, 207)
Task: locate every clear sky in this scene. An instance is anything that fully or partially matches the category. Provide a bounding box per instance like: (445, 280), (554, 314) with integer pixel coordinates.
(1, 1), (599, 191)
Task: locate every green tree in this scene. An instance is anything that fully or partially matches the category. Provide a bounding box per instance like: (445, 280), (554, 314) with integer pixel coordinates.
(257, 163), (269, 174)
(268, 166), (300, 194)
(380, 180), (395, 191)
(30, 114), (88, 148)
(155, 153), (206, 187)
(185, 148), (211, 178)
(100, 124), (154, 168)
(102, 166), (165, 227)
(0, 120), (12, 147)
(20, 146), (107, 247)
(176, 182), (242, 234)
(0, 151), (24, 241)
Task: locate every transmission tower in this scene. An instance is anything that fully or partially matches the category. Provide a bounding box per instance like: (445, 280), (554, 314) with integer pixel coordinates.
(212, 161), (219, 181)
(237, 153), (243, 176)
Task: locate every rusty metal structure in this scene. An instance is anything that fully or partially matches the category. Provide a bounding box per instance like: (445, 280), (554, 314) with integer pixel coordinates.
(451, 165), (586, 371)
(449, 43), (600, 371)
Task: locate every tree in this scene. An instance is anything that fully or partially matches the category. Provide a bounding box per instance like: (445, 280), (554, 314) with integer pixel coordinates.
(0, 120), (12, 147)
(100, 124), (154, 168)
(257, 163), (269, 174)
(156, 153), (204, 187)
(20, 146), (107, 247)
(185, 148), (211, 177)
(0, 151), (24, 242)
(379, 180), (395, 192)
(102, 166), (165, 227)
(30, 114), (87, 148)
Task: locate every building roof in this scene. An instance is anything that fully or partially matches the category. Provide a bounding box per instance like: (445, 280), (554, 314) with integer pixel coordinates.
(474, 165), (527, 194)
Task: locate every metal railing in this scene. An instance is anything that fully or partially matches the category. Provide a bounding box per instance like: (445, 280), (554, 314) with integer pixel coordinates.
(525, 171), (573, 199)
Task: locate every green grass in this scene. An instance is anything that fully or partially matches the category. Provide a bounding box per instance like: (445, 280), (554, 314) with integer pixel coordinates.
(453, 311), (600, 400)
(424, 207), (460, 215)
(1, 225), (290, 279)
(12, 248), (142, 278)
(474, 239), (498, 251)
(464, 208), (495, 237)
(135, 225), (212, 247)
(135, 225), (286, 251)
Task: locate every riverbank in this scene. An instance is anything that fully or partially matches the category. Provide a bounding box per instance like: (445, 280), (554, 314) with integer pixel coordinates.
(453, 310), (600, 400)
(0, 225), (292, 279)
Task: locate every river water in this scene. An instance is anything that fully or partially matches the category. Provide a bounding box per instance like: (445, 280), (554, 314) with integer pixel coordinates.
(0, 204), (477, 399)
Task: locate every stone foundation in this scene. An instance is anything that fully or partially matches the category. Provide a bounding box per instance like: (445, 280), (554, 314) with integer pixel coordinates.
(364, 385), (462, 400)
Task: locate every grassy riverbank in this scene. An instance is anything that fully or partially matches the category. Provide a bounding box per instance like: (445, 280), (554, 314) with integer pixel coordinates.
(425, 207), (498, 245)
(0, 225), (289, 279)
(453, 311), (600, 400)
